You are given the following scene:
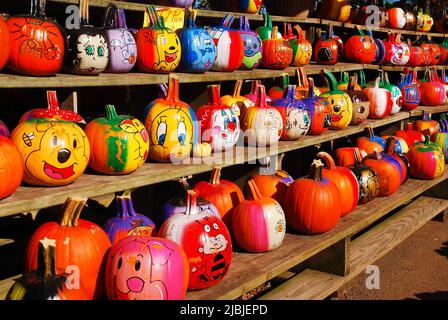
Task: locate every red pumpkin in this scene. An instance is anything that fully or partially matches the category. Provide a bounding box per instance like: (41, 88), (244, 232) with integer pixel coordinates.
(194, 167), (244, 226)
(363, 77), (393, 119)
(384, 137), (409, 184)
(382, 33), (410, 66)
(24, 197), (112, 300)
(335, 147), (368, 167)
(406, 41), (423, 67)
(268, 73), (289, 100)
(438, 44), (447, 66)
(395, 123), (425, 148)
(344, 27), (376, 64)
(313, 25), (340, 65)
(388, 7), (406, 29)
(261, 26), (293, 69)
(7, 0), (65, 76)
(414, 111), (440, 136)
(0, 15), (10, 71)
(317, 151), (359, 216)
(283, 159), (341, 234)
(362, 151), (402, 197)
(356, 127), (386, 154)
(0, 136), (24, 200)
(407, 136), (445, 179)
(420, 69), (446, 106)
(302, 78), (332, 135)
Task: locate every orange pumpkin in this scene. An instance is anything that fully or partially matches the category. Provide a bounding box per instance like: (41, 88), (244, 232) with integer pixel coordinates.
(384, 137), (409, 184)
(289, 25), (312, 67)
(335, 147), (368, 167)
(362, 151), (402, 197)
(0, 136), (23, 200)
(414, 111), (440, 136)
(356, 127), (386, 154)
(0, 15), (10, 71)
(261, 26), (293, 69)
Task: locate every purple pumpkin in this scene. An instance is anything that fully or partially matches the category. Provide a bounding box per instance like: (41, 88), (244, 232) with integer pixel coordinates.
(0, 120), (9, 137)
(103, 5), (137, 73)
(104, 195), (156, 245)
(373, 38), (386, 65)
(271, 85), (311, 140)
(238, 16), (263, 70)
(166, 0), (194, 7)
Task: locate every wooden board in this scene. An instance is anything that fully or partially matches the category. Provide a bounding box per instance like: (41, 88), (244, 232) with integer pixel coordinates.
(0, 276), (18, 300)
(258, 196), (448, 300)
(186, 172), (448, 300)
(409, 105), (448, 117)
(0, 111), (410, 218)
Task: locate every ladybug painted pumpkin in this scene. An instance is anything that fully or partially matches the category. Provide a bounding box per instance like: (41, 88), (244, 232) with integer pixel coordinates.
(19, 91), (85, 124)
(196, 85), (240, 151)
(25, 197), (111, 300)
(144, 74), (198, 163)
(395, 123), (425, 148)
(271, 85), (311, 140)
(320, 70), (353, 129)
(105, 236), (188, 300)
(0, 136), (23, 200)
(414, 111), (440, 136)
(209, 15), (245, 72)
(362, 151), (402, 197)
(232, 179), (286, 253)
(104, 195), (156, 245)
(335, 147), (368, 168)
(347, 75), (369, 125)
(384, 137), (410, 184)
(313, 26), (340, 65)
(256, 12), (282, 41)
(0, 15), (10, 71)
(7, 0), (64, 76)
(0, 120), (9, 137)
(398, 69), (421, 110)
(177, 9), (216, 73)
(388, 7), (406, 29)
(383, 33), (410, 66)
(356, 127), (386, 154)
(407, 136), (445, 179)
(261, 26), (293, 70)
(159, 190), (232, 290)
(136, 5), (180, 73)
(289, 24), (312, 67)
(363, 77), (393, 119)
(284, 159), (341, 234)
(317, 151), (359, 216)
(344, 27), (376, 64)
(416, 9), (434, 32)
(11, 119), (90, 187)
(302, 78), (332, 135)
(238, 16), (263, 70)
(349, 148), (380, 205)
(64, 0), (109, 75)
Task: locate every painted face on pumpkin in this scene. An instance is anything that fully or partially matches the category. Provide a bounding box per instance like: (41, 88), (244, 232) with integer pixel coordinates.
(390, 44), (410, 65)
(328, 94), (351, 127)
(297, 43), (312, 65)
(206, 108), (240, 151)
(144, 29), (180, 72)
(285, 106), (310, 138)
(119, 118), (150, 165)
(240, 33), (262, 69)
(191, 30), (216, 69)
(75, 33), (109, 73)
(109, 29), (137, 66)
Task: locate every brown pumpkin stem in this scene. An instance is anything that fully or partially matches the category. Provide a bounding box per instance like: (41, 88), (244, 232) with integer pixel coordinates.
(385, 136), (397, 155)
(317, 151), (336, 170)
(247, 179), (262, 200)
(364, 126), (374, 139)
(166, 74), (180, 103)
(186, 190), (198, 215)
(308, 159), (324, 181)
(276, 153), (285, 171)
(368, 151), (382, 161)
(233, 80), (243, 98)
(207, 85), (221, 106)
(354, 147), (363, 165)
(175, 176), (192, 190)
(294, 24), (304, 41)
(210, 167), (221, 185)
(348, 75), (357, 91)
(271, 26), (279, 39)
(37, 238), (57, 279)
(296, 67), (308, 88)
(60, 197), (87, 227)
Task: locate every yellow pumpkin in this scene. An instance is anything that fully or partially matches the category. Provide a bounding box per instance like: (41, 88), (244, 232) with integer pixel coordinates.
(220, 80), (252, 117)
(320, 70), (353, 130)
(11, 119), (90, 186)
(144, 74), (198, 163)
(193, 142), (212, 158)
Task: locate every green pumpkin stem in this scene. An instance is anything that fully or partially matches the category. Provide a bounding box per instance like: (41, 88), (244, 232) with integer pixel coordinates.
(263, 12), (272, 28)
(317, 151), (336, 170)
(247, 179), (262, 200)
(308, 159), (324, 181)
(37, 238), (57, 279)
(321, 70), (339, 92)
(210, 167), (221, 185)
(105, 104), (118, 120)
(359, 69), (367, 87)
(60, 197), (87, 227)
(424, 135), (431, 144)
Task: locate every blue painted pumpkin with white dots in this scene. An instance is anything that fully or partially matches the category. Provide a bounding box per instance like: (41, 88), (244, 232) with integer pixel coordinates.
(176, 10), (217, 73)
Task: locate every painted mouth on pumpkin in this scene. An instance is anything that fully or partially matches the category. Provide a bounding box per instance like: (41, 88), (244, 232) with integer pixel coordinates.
(332, 114), (342, 122)
(44, 162), (75, 180)
(165, 51), (178, 63)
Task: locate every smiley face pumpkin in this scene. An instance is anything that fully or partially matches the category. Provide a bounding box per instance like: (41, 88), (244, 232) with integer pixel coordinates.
(11, 119), (90, 186)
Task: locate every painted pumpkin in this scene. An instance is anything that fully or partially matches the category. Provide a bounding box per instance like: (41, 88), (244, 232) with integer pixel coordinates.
(64, 0), (109, 75)
(302, 78), (332, 135)
(414, 112), (440, 136)
(104, 195), (156, 245)
(356, 127), (386, 154)
(238, 16), (263, 70)
(136, 5), (180, 73)
(398, 69), (421, 111)
(388, 7), (406, 29)
(384, 137), (410, 184)
(404, 9), (417, 31)
(431, 132), (448, 163)
(320, 0), (352, 22)
(11, 119), (90, 186)
(439, 44), (448, 66)
(0, 120), (10, 137)
(362, 151), (402, 197)
(103, 5), (137, 73)
(406, 41), (423, 67)
(383, 33), (410, 66)
(144, 74), (198, 163)
(105, 236), (188, 300)
(381, 72), (402, 115)
(261, 26), (293, 70)
(289, 24), (312, 67)
(363, 77), (393, 119)
(196, 85), (240, 151)
(295, 67), (321, 99)
(268, 73), (289, 100)
(232, 179), (286, 253)
(256, 12), (282, 41)
(193, 167), (244, 226)
(420, 69), (446, 106)
(381, 135), (409, 154)
(241, 84), (283, 147)
(85, 105), (148, 174)
(271, 85), (311, 140)
(416, 9), (434, 32)
(372, 38), (386, 65)
(0, 136), (23, 200)
(284, 159), (341, 234)
(317, 151), (359, 216)
(208, 15), (245, 72)
(19, 91), (85, 124)
(221, 80), (253, 117)
(335, 147), (368, 168)
(25, 197), (111, 300)
(244, 80), (272, 114)
(313, 26), (340, 65)
(158, 190), (232, 290)
(395, 123), (425, 148)
(407, 136), (445, 179)
(344, 27), (376, 64)
(233, 0), (264, 14)
(0, 15), (10, 71)
(320, 70), (353, 129)
(7, 0), (64, 76)
(7, 239), (89, 300)
(250, 154), (293, 206)
(349, 148), (380, 205)
(347, 75), (369, 126)
(177, 9), (216, 73)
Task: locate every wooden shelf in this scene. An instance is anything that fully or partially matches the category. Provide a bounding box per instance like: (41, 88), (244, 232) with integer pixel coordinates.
(409, 105), (448, 117)
(186, 171), (448, 300)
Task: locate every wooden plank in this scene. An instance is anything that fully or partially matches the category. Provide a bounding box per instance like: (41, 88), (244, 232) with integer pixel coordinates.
(0, 276), (18, 300)
(0, 111), (409, 218)
(409, 105), (448, 117)
(304, 237), (350, 277)
(186, 173), (448, 300)
(0, 239), (14, 247)
(258, 196), (448, 300)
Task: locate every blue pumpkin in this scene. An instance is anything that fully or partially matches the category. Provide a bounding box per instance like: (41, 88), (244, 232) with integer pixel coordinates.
(238, 16), (263, 70)
(176, 10), (217, 73)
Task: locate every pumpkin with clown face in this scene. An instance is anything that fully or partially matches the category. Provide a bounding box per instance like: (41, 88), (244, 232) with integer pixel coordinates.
(11, 119), (90, 186)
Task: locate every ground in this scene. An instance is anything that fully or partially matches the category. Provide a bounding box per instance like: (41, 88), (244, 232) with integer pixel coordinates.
(336, 219), (448, 300)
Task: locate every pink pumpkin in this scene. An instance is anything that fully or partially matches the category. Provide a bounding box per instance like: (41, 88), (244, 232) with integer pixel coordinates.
(363, 77), (393, 119)
(105, 236), (189, 300)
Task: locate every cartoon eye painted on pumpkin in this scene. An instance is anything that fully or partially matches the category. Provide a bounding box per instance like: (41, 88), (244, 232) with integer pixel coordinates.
(204, 38), (211, 46)
(117, 257), (122, 269)
(161, 36), (167, 45)
(177, 118), (186, 145)
(97, 46), (105, 57)
(252, 43), (258, 49)
(52, 136), (58, 146)
(85, 44), (94, 56)
(135, 259), (141, 271)
(73, 138), (78, 149)
(204, 225), (211, 232)
(213, 223), (219, 230)
(156, 118), (167, 146)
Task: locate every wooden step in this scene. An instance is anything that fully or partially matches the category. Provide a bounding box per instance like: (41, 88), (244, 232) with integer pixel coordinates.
(258, 196), (448, 300)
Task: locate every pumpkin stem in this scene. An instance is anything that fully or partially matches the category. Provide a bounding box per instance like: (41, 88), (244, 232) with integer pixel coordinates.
(207, 85), (222, 106)
(308, 159), (324, 181)
(354, 147), (363, 165)
(255, 84), (268, 108)
(175, 176), (192, 190)
(359, 69), (367, 87)
(317, 151), (336, 170)
(276, 153), (285, 171)
(348, 75), (357, 91)
(247, 179), (262, 200)
(186, 190), (198, 215)
(296, 67), (308, 88)
(263, 12), (272, 28)
(249, 80), (261, 95)
(271, 26), (279, 40)
(321, 70), (339, 92)
(46, 91), (60, 111)
(407, 122), (414, 131)
(60, 197), (87, 227)
(424, 135), (431, 144)
(422, 111), (431, 121)
(118, 8), (127, 29)
(307, 78), (315, 98)
(369, 151), (382, 161)
(232, 80), (243, 98)
(166, 74), (180, 103)
(385, 136), (396, 155)
(105, 104), (118, 120)
(364, 126), (374, 139)
(210, 167), (221, 185)
(284, 85), (297, 100)
(294, 24), (304, 41)
(37, 238), (57, 279)
(116, 195), (130, 219)
(126, 196), (138, 217)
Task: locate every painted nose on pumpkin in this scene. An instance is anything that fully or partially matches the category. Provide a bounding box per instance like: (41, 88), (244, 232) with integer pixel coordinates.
(227, 121), (236, 132)
(127, 277), (145, 293)
(57, 149), (71, 163)
(169, 46), (175, 51)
